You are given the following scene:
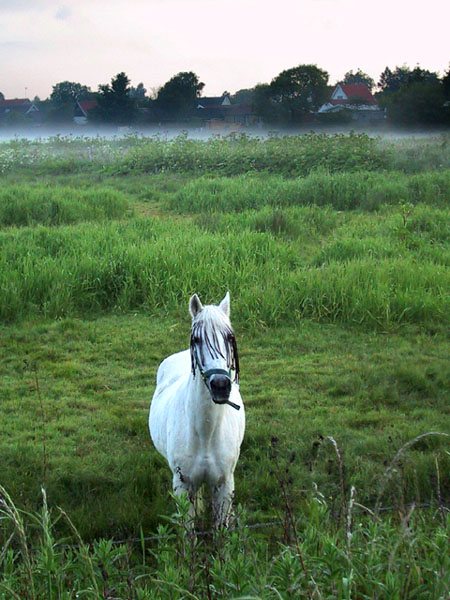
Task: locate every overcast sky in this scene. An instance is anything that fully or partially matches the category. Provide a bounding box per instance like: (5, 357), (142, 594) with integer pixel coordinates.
(1, 0), (449, 100)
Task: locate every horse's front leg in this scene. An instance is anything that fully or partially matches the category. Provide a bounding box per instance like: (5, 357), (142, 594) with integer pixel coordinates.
(172, 469), (197, 523)
(212, 475), (234, 528)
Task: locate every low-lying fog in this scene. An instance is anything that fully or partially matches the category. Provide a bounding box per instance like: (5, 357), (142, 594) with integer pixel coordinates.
(0, 124), (448, 142)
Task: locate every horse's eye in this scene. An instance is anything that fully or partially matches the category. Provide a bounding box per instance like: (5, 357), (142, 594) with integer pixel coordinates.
(227, 333), (234, 342)
(192, 335), (201, 344)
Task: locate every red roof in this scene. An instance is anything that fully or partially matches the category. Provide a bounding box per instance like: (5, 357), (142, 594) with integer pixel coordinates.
(78, 100), (97, 115)
(332, 84), (377, 106)
(0, 98), (32, 107)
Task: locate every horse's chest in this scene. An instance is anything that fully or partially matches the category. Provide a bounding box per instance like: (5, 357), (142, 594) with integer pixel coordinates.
(190, 453), (224, 486)
(180, 432), (232, 487)
(165, 402), (241, 488)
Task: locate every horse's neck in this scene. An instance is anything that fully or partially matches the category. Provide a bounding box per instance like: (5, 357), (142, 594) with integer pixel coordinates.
(187, 372), (224, 446)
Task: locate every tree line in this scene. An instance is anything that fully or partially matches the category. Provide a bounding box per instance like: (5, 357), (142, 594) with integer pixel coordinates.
(2, 63), (450, 127)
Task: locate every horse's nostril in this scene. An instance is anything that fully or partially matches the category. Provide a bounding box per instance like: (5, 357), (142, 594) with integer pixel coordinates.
(210, 375), (231, 392)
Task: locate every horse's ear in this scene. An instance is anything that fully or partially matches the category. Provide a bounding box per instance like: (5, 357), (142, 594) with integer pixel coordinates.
(189, 294), (203, 318)
(219, 291), (230, 317)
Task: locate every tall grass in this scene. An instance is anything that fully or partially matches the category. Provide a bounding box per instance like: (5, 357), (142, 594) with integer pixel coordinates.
(0, 213), (448, 328)
(0, 185), (130, 227)
(194, 204), (341, 240)
(169, 169), (450, 213)
(1, 461), (449, 599)
(0, 219), (299, 322)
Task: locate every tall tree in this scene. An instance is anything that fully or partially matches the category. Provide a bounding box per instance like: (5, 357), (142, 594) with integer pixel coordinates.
(91, 72), (137, 124)
(155, 71), (204, 119)
(50, 81), (90, 105)
(231, 88), (255, 104)
(407, 66), (439, 86)
(269, 64), (329, 123)
(252, 84), (282, 122)
(0, 91), (4, 101)
(129, 82), (147, 99)
(378, 66), (411, 94)
(385, 80), (449, 126)
(342, 69), (375, 92)
(377, 64), (444, 123)
(378, 65), (439, 95)
(442, 66), (450, 99)
(46, 102), (76, 124)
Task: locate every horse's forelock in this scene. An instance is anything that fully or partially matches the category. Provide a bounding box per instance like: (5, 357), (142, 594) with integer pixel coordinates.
(192, 304), (230, 328)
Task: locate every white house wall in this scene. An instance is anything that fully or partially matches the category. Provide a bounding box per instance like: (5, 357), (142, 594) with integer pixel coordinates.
(331, 84), (348, 100)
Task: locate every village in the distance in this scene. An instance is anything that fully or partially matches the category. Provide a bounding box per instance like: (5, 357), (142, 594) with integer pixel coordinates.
(1, 64), (449, 134)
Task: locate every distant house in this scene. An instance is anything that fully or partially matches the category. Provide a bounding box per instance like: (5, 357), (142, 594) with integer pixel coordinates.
(197, 94), (232, 109)
(0, 98), (41, 126)
(195, 93), (259, 129)
(318, 83), (384, 123)
(73, 100), (98, 125)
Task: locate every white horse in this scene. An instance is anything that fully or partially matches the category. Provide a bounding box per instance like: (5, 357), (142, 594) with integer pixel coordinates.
(149, 292), (245, 526)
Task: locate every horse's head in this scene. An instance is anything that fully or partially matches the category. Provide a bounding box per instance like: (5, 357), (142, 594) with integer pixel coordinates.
(189, 292), (240, 409)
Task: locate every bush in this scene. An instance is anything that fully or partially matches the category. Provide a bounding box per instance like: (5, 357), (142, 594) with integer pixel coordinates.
(316, 108), (354, 125)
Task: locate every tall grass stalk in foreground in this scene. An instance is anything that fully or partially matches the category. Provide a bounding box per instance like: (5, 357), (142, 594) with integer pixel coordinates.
(374, 432), (450, 513)
(0, 485), (35, 600)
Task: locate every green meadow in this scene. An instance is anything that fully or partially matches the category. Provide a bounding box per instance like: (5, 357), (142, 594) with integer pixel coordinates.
(0, 132), (449, 598)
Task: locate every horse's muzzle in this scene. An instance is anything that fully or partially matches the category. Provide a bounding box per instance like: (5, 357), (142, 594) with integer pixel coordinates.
(209, 374), (231, 401)
(202, 370), (240, 410)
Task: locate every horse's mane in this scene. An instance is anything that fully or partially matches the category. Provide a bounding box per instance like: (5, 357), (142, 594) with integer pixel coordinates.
(190, 306), (240, 383)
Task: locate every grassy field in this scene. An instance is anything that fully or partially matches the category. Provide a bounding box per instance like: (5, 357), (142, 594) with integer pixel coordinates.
(0, 132), (449, 598)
